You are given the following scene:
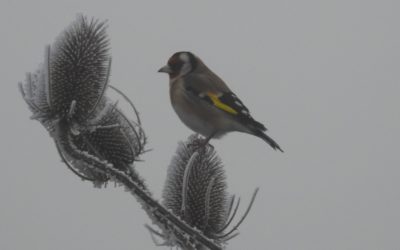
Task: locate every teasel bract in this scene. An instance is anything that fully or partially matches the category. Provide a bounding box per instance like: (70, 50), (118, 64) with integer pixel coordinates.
(49, 15), (111, 123)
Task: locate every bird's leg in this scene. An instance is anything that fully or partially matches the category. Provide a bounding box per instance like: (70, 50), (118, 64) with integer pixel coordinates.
(200, 131), (217, 149)
(202, 135), (213, 147)
(190, 132), (216, 151)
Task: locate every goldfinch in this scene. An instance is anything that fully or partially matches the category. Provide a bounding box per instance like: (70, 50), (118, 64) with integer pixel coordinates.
(158, 51), (283, 152)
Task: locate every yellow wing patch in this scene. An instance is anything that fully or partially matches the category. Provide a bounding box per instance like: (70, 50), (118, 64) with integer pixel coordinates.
(207, 92), (238, 115)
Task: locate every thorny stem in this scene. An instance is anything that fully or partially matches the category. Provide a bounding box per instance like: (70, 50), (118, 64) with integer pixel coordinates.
(58, 128), (223, 250)
(54, 141), (96, 181)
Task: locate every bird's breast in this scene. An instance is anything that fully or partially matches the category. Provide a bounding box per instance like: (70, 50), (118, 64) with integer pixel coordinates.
(169, 79), (217, 137)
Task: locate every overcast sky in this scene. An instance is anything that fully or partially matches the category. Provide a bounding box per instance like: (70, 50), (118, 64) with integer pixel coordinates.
(1, 1), (400, 249)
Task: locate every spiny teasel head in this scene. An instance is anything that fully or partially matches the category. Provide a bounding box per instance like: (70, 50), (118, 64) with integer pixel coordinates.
(49, 15), (111, 123)
(158, 135), (259, 249)
(20, 16), (147, 187)
(19, 15), (111, 129)
(162, 135), (229, 238)
(52, 97), (147, 189)
(71, 98), (145, 167)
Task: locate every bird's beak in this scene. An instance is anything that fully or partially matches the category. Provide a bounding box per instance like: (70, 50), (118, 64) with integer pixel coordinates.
(158, 65), (172, 73)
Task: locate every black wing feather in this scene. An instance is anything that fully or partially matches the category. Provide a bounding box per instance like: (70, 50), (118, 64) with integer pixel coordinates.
(219, 92), (267, 131)
(185, 85), (267, 131)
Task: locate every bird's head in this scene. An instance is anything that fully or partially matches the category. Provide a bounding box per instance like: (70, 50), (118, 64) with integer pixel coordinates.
(158, 51), (199, 79)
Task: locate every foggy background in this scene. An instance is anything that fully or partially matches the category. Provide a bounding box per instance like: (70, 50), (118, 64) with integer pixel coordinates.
(1, 1), (399, 249)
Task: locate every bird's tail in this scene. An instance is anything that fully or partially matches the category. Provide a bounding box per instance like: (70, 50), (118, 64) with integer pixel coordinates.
(252, 129), (284, 152)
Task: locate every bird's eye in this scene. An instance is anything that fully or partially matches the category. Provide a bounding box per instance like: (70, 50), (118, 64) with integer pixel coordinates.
(169, 59), (184, 72)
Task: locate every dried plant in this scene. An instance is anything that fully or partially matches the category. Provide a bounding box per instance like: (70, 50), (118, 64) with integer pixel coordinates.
(157, 136), (259, 249)
(19, 15), (258, 250)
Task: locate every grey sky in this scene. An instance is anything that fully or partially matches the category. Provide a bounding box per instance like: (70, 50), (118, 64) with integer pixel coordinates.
(1, 1), (399, 249)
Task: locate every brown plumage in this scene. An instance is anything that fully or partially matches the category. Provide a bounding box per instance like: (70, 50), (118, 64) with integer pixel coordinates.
(159, 51), (283, 152)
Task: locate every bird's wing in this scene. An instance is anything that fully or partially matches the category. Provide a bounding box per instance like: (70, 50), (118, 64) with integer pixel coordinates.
(183, 74), (267, 131)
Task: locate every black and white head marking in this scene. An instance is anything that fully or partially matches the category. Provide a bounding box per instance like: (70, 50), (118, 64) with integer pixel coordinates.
(179, 52), (193, 76)
(167, 51), (198, 78)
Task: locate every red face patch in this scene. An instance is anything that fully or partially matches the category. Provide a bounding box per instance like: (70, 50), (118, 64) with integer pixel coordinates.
(167, 54), (184, 78)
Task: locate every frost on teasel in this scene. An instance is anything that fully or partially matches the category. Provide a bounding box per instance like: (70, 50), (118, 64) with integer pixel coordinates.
(163, 135), (229, 236)
(49, 15), (111, 123)
(19, 15), (146, 186)
(159, 135), (259, 249)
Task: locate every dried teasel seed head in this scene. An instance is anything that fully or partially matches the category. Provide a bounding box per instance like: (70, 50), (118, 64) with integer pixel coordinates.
(49, 15), (111, 122)
(163, 135), (230, 238)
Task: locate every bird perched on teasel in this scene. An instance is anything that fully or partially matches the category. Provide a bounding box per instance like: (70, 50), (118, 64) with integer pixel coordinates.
(158, 51), (283, 152)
